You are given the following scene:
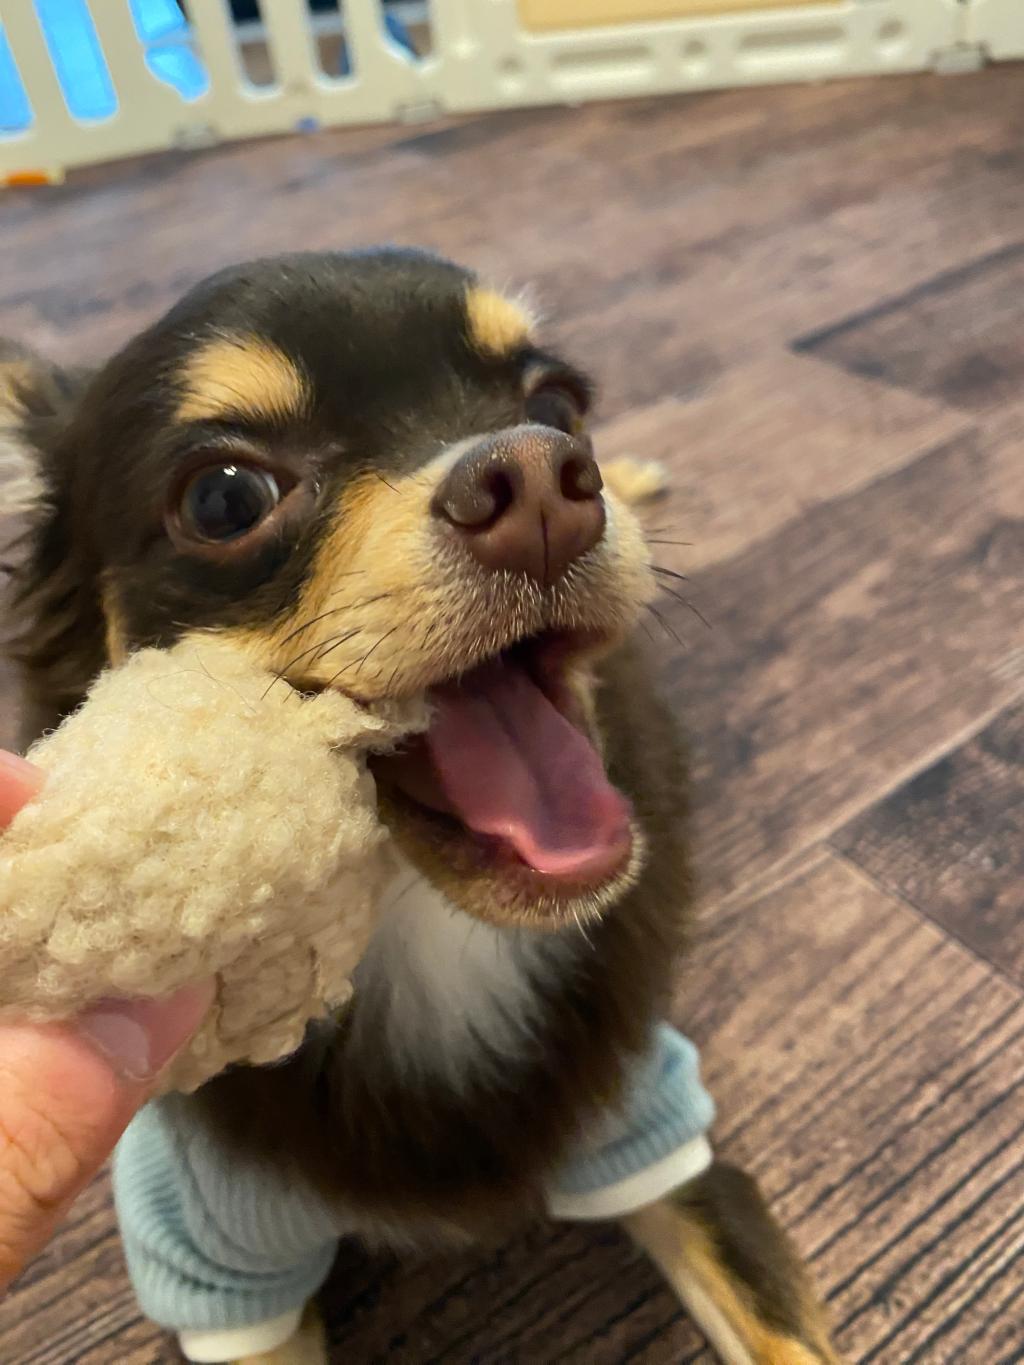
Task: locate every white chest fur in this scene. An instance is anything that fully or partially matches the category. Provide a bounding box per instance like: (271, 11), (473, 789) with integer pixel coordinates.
(352, 855), (574, 1085)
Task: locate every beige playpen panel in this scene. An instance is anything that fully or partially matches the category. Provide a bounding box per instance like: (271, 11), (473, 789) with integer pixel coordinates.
(965, 0), (1024, 58)
(0, 0), (970, 183)
(518, 0), (839, 32)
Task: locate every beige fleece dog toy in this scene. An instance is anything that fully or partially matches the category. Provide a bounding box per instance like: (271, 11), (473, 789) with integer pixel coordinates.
(0, 637), (425, 1092)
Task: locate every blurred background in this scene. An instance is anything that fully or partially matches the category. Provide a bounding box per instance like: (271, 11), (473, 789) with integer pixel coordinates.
(1, 2), (1023, 1361)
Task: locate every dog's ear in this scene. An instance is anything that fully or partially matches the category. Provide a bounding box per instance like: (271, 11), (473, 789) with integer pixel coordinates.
(0, 340), (73, 518)
(1, 341), (103, 749)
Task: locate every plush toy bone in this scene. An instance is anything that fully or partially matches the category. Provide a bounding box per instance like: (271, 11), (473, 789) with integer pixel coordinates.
(0, 637), (426, 1092)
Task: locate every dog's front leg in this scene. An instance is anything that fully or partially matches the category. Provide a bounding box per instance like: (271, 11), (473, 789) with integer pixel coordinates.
(623, 1161), (844, 1365)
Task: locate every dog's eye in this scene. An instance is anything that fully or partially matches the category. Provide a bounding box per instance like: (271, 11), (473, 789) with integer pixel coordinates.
(178, 464), (281, 543)
(525, 383), (584, 436)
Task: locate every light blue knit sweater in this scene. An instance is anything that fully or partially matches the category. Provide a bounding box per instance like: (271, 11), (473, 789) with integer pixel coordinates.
(114, 1023), (714, 1359)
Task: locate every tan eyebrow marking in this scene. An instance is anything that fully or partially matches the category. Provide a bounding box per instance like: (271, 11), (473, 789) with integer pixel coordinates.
(464, 286), (536, 358)
(177, 335), (310, 425)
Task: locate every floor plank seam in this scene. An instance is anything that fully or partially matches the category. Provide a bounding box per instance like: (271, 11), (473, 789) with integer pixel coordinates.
(710, 685), (1024, 924)
(791, 238), (1024, 355)
(827, 846), (1024, 994)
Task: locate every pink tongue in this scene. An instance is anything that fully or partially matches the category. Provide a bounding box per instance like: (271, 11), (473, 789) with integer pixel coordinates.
(425, 660), (632, 882)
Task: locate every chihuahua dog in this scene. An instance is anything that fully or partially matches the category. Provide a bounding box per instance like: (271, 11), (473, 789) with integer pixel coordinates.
(2, 250), (838, 1365)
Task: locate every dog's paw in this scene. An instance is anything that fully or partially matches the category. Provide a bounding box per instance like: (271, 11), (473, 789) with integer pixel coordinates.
(600, 457), (669, 506)
(234, 1303), (327, 1365)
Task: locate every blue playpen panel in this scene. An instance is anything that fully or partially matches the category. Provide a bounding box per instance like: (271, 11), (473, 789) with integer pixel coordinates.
(0, 1), (419, 136)
(1, 0), (209, 135)
(0, 24), (34, 133)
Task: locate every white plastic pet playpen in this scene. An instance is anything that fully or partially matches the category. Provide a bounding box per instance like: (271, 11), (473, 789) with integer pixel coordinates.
(1, 0), (1021, 185)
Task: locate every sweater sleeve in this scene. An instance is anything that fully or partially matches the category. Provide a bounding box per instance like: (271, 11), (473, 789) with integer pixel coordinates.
(112, 1098), (339, 1344)
(546, 1024), (716, 1220)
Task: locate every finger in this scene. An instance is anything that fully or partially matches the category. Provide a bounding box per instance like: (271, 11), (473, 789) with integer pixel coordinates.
(0, 751), (44, 827)
(0, 982), (213, 1289)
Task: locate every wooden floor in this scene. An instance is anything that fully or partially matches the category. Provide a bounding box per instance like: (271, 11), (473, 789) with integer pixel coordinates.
(2, 66), (1023, 1365)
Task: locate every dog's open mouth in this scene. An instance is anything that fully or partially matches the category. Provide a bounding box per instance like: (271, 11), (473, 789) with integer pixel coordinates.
(371, 632), (633, 890)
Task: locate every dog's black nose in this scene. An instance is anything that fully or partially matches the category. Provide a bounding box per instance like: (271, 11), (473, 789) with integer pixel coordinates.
(431, 426), (605, 585)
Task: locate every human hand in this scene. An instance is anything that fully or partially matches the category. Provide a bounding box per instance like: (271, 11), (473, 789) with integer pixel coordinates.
(0, 750), (212, 1289)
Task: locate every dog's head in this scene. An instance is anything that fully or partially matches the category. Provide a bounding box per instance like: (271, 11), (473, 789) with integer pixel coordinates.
(3, 249), (655, 928)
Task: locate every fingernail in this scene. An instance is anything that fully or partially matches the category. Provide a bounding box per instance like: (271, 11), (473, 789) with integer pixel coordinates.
(76, 981), (215, 1083)
(0, 750), (43, 784)
(0, 752), (45, 825)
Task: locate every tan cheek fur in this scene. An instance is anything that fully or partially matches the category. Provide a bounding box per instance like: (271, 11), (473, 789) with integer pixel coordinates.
(101, 573), (128, 666)
(231, 462), (655, 709)
(220, 459), (656, 926)
(239, 466), (467, 699)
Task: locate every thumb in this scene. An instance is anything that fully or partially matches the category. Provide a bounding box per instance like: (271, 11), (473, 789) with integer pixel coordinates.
(0, 982), (213, 1289)
(0, 750), (212, 1284)
(0, 750), (44, 825)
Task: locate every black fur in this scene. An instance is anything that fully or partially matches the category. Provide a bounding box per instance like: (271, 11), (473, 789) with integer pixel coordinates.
(5, 249), (589, 728)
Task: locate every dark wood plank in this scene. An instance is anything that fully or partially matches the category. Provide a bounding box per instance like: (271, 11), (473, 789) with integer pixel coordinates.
(0, 1167), (164, 1365)
(314, 853), (1022, 1364)
(7, 849), (1019, 1363)
(795, 240), (1024, 410)
(657, 419), (1024, 907)
(596, 351), (968, 572)
(676, 853), (1024, 1365)
(318, 1221), (708, 1363)
(835, 700), (1024, 988)
(540, 68), (1024, 411)
(4, 69), (1024, 419)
